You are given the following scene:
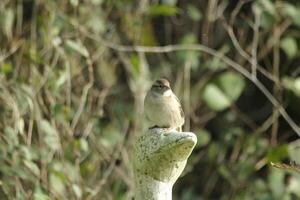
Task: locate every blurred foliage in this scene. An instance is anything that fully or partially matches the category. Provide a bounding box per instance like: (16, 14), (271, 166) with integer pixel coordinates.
(0, 0), (300, 199)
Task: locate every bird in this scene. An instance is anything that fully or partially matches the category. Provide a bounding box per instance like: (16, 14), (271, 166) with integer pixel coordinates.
(144, 78), (184, 132)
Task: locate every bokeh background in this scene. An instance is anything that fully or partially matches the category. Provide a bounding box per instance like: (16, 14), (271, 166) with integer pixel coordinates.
(1, 0), (300, 199)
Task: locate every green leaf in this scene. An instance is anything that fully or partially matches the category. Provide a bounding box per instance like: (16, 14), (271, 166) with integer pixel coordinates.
(260, 12), (275, 28)
(55, 71), (68, 88)
(140, 22), (156, 46)
(202, 72), (245, 111)
(282, 76), (300, 97)
(24, 160), (40, 177)
(14, 165), (33, 181)
(1, 63), (12, 74)
(18, 118), (25, 135)
(90, 0), (103, 5)
(100, 124), (122, 148)
(39, 120), (60, 151)
(34, 186), (50, 200)
(178, 34), (200, 69)
(20, 145), (39, 161)
(3, 9), (14, 39)
(98, 61), (117, 87)
(295, 79), (300, 92)
(216, 72), (245, 101)
(16, 190), (26, 200)
(162, 0), (177, 6)
(222, 126), (244, 144)
(52, 36), (62, 47)
(147, 5), (178, 17)
(206, 45), (230, 70)
(65, 40), (89, 57)
(4, 127), (19, 147)
(196, 129), (211, 147)
(72, 184), (82, 199)
(286, 173), (300, 197)
(288, 139), (300, 163)
(70, 0), (78, 6)
(187, 4), (202, 21)
(202, 84), (231, 111)
(254, 0), (275, 28)
(280, 37), (298, 59)
(207, 142), (218, 161)
(80, 138), (89, 152)
(281, 3), (297, 18)
(266, 145), (288, 162)
(218, 165), (233, 184)
(256, 0), (275, 16)
(281, 3), (300, 26)
(268, 169), (285, 198)
(87, 14), (105, 34)
(237, 160), (255, 181)
(254, 179), (268, 191)
(49, 173), (66, 196)
(129, 54), (140, 77)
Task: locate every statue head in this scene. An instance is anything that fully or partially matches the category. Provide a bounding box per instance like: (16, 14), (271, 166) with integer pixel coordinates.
(133, 129), (197, 183)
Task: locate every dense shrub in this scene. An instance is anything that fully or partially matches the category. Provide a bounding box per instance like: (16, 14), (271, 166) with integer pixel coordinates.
(0, 0), (300, 199)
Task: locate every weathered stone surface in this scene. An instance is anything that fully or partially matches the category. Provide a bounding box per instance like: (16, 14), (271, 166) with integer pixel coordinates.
(133, 128), (197, 200)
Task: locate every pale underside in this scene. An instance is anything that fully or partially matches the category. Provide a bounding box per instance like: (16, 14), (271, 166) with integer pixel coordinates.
(144, 90), (184, 130)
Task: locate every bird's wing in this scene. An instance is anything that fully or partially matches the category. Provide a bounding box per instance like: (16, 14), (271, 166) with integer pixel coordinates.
(180, 104), (184, 118)
(174, 94), (184, 118)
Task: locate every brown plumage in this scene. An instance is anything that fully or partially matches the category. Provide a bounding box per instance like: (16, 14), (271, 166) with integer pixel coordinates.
(144, 78), (184, 132)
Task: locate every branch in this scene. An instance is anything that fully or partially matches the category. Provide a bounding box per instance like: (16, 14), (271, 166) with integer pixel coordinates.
(85, 35), (300, 137)
(271, 161), (300, 173)
(59, 5), (299, 136)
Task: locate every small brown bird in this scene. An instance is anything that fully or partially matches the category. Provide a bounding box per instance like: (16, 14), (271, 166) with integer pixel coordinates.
(144, 78), (184, 132)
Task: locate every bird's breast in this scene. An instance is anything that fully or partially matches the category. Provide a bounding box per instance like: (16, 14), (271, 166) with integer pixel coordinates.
(145, 93), (183, 127)
(163, 90), (172, 97)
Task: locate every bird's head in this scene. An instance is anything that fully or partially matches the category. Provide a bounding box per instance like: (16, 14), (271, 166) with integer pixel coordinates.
(151, 78), (171, 95)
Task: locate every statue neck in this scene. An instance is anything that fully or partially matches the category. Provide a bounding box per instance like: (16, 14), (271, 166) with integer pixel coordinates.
(134, 173), (173, 200)
(132, 130), (197, 200)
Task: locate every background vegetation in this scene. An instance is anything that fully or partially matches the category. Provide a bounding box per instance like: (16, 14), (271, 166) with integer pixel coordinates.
(0, 0), (300, 199)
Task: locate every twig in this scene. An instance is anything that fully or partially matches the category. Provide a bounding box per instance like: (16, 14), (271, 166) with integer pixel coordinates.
(71, 82), (93, 129)
(85, 36), (300, 137)
(254, 111), (280, 135)
(70, 49), (94, 130)
(258, 20), (291, 61)
(229, 0), (252, 25)
(0, 39), (23, 63)
(223, 21), (276, 82)
(271, 161), (300, 173)
(251, 8), (260, 79)
(183, 60), (191, 131)
(231, 103), (257, 130)
(271, 27), (281, 146)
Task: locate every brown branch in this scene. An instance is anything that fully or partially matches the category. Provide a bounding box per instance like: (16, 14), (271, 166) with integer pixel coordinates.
(83, 35), (300, 137)
(271, 161), (300, 173)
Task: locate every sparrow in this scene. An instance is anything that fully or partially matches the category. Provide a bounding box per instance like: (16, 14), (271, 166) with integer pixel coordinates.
(144, 78), (184, 132)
